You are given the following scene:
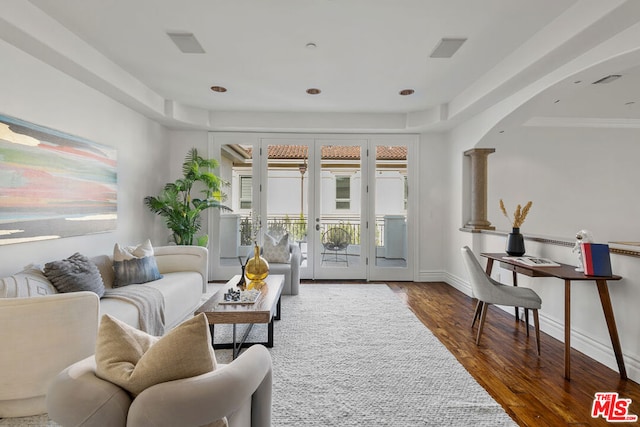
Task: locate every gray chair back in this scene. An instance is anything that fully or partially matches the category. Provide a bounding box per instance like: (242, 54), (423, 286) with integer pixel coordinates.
(460, 246), (501, 302)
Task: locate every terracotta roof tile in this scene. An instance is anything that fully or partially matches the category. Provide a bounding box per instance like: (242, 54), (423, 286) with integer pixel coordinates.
(245, 144), (406, 160)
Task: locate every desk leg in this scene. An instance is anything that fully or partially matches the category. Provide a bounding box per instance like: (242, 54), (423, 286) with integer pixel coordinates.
(485, 258), (494, 275)
(564, 280), (571, 380)
(512, 271), (519, 319)
(596, 280), (628, 380)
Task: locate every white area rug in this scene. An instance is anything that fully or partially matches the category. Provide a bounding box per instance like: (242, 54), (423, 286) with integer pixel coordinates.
(1, 284), (515, 426)
(214, 284), (515, 426)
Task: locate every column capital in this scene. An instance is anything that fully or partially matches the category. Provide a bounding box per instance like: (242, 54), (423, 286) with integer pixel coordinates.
(464, 148), (496, 157)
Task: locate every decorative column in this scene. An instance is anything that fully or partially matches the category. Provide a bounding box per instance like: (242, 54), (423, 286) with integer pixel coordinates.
(464, 148), (495, 230)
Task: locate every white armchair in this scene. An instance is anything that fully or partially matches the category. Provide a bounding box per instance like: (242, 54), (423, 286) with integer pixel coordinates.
(267, 243), (301, 295)
(249, 243), (301, 295)
(46, 344), (272, 427)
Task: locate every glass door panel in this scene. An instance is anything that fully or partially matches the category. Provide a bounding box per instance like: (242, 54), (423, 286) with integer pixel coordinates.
(368, 140), (414, 281)
(313, 140), (367, 280)
(374, 145), (407, 268)
(217, 142), (256, 274)
(264, 141), (310, 277)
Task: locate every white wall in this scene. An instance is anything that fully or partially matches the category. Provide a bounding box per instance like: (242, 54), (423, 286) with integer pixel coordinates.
(416, 132), (447, 280)
(0, 39), (170, 277)
(486, 126), (640, 241)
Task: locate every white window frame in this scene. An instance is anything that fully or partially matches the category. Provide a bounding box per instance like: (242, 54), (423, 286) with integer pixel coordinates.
(335, 175), (351, 210)
(239, 175), (252, 210)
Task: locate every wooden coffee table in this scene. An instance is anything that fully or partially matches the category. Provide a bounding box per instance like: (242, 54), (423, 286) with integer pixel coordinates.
(195, 274), (284, 359)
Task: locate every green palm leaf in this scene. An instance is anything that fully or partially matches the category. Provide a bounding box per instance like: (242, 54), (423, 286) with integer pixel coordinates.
(144, 148), (230, 246)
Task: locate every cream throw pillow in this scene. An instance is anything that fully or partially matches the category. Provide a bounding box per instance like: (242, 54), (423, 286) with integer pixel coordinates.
(95, 313), (217, 397)
(263, 232), (290, 263)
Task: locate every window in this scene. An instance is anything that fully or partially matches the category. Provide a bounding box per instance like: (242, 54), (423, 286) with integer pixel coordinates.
(335, 176), (350, 209)
(240, 176), (252, 209)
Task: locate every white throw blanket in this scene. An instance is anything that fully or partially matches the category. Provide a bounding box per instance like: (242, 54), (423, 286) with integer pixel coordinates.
(103, 285), (165, 336)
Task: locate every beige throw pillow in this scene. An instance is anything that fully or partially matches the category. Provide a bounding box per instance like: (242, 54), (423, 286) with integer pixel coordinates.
(95, 313), (217, 397)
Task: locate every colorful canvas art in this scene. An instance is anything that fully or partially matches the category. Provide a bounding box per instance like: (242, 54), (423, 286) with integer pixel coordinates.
(0, 114), (117, 245)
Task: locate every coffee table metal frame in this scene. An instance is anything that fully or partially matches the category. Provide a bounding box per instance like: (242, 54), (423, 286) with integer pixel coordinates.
(195, 274), (284, 359)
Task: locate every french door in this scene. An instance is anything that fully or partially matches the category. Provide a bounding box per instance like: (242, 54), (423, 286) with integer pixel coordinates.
(209, 133), (416, 282)
(310, 139), (367, 280)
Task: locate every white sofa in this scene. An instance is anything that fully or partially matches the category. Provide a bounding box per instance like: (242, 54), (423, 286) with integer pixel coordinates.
(0, 245), (208, 417)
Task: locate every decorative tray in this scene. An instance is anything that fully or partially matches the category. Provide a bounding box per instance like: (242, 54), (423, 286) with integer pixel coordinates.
(219, 288), (261, 304)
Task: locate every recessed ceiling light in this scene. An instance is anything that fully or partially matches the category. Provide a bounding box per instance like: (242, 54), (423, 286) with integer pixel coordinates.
(210, 86), (227, 93)
(429, 38), (467, 58)
(306, 88), (321, 95)
(166, 32), (205, 54)
(625, 101), (636, 106)
(306, 42), (317, 49)
(554, 99), (560, 104)
(399, 89), (415, 96)
(592, 74), (622, 84)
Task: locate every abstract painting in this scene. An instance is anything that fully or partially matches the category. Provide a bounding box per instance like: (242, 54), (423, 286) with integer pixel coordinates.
(0, 114), (117, 245)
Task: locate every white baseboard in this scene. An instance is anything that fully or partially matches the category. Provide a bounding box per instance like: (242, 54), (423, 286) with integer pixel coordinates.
(416, 270), (451, 284)
(442, 272), (472, 296)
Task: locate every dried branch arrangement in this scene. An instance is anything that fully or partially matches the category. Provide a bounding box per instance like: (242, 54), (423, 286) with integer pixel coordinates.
(499, 199), (533, 228)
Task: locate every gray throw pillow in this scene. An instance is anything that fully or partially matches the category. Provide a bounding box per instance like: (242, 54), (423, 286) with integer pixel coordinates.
(44, 253), (105, 297)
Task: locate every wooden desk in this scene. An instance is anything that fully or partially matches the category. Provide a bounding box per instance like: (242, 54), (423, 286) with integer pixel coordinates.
(481, 253), (626, 380)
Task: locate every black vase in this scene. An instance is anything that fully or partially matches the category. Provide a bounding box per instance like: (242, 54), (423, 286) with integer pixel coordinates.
(505, 227), (525, 256)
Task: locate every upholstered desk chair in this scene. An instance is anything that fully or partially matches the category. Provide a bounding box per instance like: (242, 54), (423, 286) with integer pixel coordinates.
(460, 246), (542, 355)
(46, 344), (272, 427)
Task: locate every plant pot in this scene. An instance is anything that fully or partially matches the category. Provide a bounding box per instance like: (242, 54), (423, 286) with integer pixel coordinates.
(505, 227), (525, 256)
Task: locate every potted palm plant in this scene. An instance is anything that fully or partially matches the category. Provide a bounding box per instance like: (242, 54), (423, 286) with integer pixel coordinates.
(144, 148), (230, 246)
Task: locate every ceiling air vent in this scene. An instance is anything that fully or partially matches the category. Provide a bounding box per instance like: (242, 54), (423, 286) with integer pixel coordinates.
(167, 32), (205, 54)
(429, 38), (467, 58)
(592, 74), (622, 84)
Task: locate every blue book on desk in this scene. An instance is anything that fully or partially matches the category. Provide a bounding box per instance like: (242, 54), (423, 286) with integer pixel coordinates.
(581, 243), (612, 276)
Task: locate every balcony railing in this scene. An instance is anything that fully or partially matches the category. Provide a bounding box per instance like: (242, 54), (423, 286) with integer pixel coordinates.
(239, 215), (389, 246)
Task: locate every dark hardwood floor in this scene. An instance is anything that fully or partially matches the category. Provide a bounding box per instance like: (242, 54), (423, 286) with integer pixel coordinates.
(385, 281), (640, 426)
